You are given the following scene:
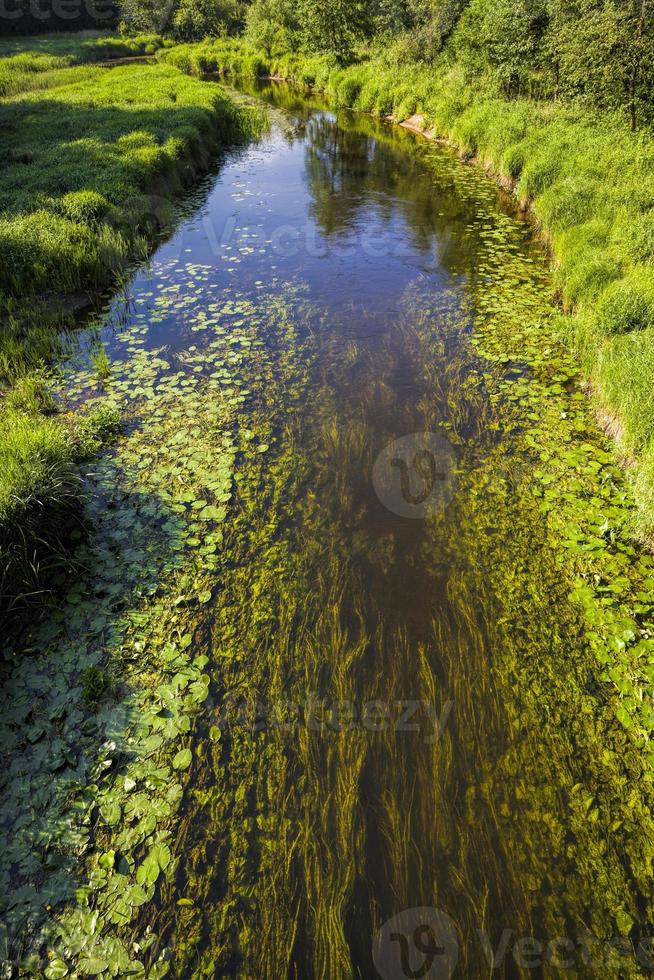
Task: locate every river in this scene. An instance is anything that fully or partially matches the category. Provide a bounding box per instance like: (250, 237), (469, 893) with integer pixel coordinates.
(2, 79), (654, 979)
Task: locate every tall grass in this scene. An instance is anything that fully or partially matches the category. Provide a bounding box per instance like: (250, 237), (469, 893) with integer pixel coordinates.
(0, 33), (171, 98)
(162, 37), (654, 540)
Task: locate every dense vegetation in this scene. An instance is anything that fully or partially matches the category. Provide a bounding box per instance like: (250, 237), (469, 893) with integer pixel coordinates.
(3, 15), (654, 979)
(113, 0), (654, 129)
(0, 37), (263, 615)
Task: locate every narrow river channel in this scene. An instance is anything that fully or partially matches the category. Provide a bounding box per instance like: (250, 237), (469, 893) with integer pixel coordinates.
(3, 80), (654, 979)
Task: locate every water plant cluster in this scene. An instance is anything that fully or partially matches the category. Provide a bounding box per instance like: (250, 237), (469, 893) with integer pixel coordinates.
(0, 257), (283, 976)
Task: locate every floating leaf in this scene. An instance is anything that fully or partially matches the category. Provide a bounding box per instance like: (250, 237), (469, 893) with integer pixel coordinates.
(44, 960), (69, 979)
(173, 748), (192, 771)
(77, 958), (108, 977)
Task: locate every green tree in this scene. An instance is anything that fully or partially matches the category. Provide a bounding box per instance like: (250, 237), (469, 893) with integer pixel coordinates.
(245, 0), (302, 57)
(118, 0), (177, 32)
(297, 0), (372, 63)
(453, 0), (550, 94)
(547, 0), (654, 129)
(172, 0), (241, 39)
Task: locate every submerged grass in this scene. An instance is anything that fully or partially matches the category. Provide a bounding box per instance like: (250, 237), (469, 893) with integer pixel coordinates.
(160, 38), (654, 541)
(163, 276), (654, 977)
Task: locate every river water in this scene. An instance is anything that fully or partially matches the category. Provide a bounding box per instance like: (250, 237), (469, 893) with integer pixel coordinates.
(3, 80), (654, 979)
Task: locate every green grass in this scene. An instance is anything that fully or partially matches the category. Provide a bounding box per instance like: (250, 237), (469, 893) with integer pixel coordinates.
(0, 32), (171, 98)
(0, 37), (267, 620)
(160, 37), (654, 540)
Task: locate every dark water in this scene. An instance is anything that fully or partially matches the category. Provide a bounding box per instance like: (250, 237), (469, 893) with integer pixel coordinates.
(4, 80), (651, 979)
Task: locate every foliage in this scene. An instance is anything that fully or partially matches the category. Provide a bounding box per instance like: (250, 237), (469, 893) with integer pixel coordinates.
(245, 0), (301, 58)
(296, 0), (372, 63)
(548, 0), (654, 130)
(172, 0), (241, 40)
(117, 0), (244, 38)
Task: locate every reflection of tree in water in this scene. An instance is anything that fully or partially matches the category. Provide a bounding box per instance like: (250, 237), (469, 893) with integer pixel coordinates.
(302, 108), (488, 274)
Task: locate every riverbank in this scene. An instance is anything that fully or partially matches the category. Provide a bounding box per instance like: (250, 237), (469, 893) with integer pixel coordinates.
(159, 40), (654, 544)
(0, 40), (265, 618)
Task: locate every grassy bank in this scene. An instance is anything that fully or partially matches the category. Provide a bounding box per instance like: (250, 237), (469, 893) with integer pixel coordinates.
(0, 39), (265, 618)
(159, 38), (654, 541)
(0, 32), (170, 98)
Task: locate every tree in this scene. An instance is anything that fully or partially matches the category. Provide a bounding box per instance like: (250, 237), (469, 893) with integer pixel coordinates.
(453, 0), (550, 94)
(118, 0), (241, 35)
(172, 0), (241, 39)
(297, 0), (372, 63)
(547, 0), (654, 129)
(245, 0), (302, 57)
(118, 0), (177, 32)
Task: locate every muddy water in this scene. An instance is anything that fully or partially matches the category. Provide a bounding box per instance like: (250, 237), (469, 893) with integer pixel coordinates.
(4, 80), (654, 979)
